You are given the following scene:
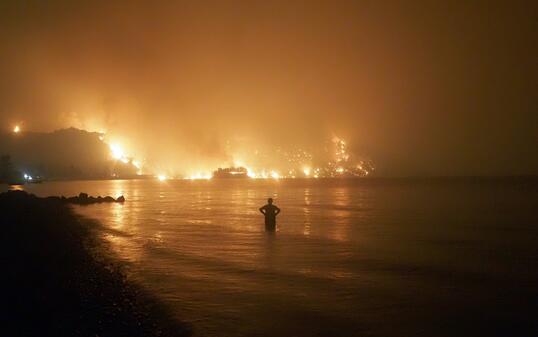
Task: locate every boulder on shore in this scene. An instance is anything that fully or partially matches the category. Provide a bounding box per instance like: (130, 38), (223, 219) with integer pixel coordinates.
(65, 193), (126, 205)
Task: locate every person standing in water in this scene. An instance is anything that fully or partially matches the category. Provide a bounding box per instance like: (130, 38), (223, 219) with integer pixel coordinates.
(259, 198), (281, 231)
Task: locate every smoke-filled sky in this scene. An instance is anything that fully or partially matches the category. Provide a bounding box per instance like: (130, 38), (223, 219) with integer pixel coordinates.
(1, 1), (536, 176)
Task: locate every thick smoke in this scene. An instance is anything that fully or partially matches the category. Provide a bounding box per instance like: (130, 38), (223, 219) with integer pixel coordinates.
(1, 1), (536, 176)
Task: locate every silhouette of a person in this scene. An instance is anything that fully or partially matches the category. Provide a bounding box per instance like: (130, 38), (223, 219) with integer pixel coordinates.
(259, 198), (281, 231)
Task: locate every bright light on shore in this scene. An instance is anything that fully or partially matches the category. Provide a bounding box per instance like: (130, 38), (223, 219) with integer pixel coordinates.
(109, 143), (125, 160)
(13, 125), (21, 133)
(246, 168), (257, 178)
(186, 172), (212, 180)
(157, 175), (167, 181)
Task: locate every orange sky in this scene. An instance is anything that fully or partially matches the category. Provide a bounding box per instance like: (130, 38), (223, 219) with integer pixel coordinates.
(1, 1), (536, 176)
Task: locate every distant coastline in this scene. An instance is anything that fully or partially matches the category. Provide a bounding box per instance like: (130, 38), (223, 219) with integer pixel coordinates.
(7, 174), (537, 183)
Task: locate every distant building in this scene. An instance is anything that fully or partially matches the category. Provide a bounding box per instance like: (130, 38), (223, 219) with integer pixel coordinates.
(212, 167), (248, 179)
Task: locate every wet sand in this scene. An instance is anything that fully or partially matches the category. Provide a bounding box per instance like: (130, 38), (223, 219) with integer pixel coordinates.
(0, 190), (191, 337)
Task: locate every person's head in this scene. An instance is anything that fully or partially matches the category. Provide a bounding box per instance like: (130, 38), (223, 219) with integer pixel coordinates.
(267, 198), (273, 204)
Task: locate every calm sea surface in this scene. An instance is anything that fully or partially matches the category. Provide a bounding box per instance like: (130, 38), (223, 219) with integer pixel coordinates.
(8, 178), (538, 337)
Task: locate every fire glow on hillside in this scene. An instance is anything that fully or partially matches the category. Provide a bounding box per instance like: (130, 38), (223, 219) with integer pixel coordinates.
(96, 130), (373, 180)
(98, 132), (144, 176)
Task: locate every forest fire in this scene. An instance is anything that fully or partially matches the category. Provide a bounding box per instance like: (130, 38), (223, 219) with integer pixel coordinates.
(216, 136), (374, 179)
(1, 3), (534, 337)
(97, 133), (144, 176)
(93, 130), (373, 180)
(186, 172), (212, 180)
(109, 143), (127, 162)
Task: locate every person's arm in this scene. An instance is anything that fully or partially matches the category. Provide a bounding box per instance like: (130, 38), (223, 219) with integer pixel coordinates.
(275, 207), (281, 216)
(259, 206), (266, 215)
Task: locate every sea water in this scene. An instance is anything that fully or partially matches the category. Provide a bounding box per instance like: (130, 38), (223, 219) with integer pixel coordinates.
(8, 178), (538, 337)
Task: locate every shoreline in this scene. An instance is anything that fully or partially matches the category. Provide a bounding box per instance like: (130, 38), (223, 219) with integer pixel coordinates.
(0, 190), (191, 337)
(3, 174), (537, 186)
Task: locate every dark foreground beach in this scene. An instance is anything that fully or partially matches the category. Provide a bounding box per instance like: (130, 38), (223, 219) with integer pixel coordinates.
(0, 190), (191, 337)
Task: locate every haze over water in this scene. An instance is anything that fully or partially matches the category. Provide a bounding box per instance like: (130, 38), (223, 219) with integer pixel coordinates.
(10, 178), (538, 337)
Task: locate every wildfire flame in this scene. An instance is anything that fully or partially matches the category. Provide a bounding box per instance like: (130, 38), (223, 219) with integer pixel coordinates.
(186, 172), (212, 180)
(109, 143), (125, 160)
(97, 133), (144, 176)
(95, 131), (372, 180)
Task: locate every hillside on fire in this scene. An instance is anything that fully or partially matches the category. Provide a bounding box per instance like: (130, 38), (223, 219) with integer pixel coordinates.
(0, 128), (138, 181)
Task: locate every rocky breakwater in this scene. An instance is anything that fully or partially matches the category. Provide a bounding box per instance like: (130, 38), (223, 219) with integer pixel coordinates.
(47, 192), (126, 205)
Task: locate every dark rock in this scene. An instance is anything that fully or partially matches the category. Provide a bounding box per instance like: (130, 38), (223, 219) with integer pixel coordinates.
(60, 193), (124, 205)
(3, 190), (36, 201)
(67, 196), (78, 203)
